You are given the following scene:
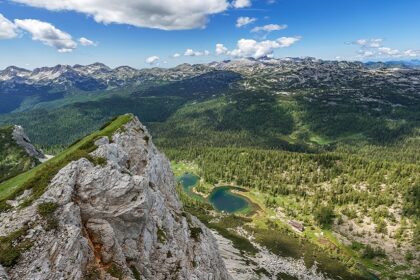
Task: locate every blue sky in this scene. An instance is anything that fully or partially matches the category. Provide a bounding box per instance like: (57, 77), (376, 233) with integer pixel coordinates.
(0, 0), (419, 69)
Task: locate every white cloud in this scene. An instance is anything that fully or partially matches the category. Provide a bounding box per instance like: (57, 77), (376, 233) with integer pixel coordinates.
(276, 37), (301, 47)
(14, 19), (77, 52)
(357, 50), (375, 57)
(232, 0), (252, 8)
(404, 49), (420, 57)
(236, 16), (256, 28)
(352, 38), (420, 59)
(145, 55), (160, 65)
(219, 36), (301, 59)
(251, 24), (287, 33)
(184, 49), (210, 56)
(215, 43), (229, 55)
(172, 53), (181, 58)
(354, 38), (383, 48)
(11, 0), (230, 30)
(0, 13), (18, 39)
(378, 47), (400, 56)
(79, 37), (96, 46)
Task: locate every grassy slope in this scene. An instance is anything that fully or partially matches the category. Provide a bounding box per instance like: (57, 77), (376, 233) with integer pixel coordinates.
(0, 114), (132, 208)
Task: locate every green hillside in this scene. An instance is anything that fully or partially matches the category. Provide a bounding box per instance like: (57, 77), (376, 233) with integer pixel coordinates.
(0, 126), (39, 183)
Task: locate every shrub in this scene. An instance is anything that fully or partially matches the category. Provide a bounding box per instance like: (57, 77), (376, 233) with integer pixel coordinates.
(0, 226), (31, 267)
(361, 245), (386, 259)
(314, 205), (335, 227)
(404, 251), (414, 262)
(37, 202), (59, 231)
(86, 155), (107, 167)
(106, 263), (124, 279)
(190, 227), (203, 241)
(130, 265), (141, 280)
(37, 202), (58, 217)
(375, 218), (387, 234)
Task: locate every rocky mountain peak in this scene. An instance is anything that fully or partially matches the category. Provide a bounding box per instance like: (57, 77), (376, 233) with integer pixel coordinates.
(0, 115), (230, 280)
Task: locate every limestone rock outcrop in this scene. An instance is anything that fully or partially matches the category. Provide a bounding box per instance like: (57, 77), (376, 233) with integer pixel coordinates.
(12, 125), (44, 160)
(0, 116), (231, 280)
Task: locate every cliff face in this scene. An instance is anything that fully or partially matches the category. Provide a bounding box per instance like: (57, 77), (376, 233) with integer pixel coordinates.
(11, 125), (45, 161)
(0, 116), (231, 280)
(0, 125), (44, 183)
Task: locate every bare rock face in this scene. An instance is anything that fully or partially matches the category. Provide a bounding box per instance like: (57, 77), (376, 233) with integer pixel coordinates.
(0, 116), (231, 280)
(0, 265), (7, 280)
(12, 125), (44, 160)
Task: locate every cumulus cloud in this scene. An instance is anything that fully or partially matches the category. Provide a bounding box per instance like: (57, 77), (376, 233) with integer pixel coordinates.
(216, 36), (301, 58)
(404, 49), (420, 57)
(215, 43), (229, 55)
(184, 49), (210, 56)
(172, 53), (181, 58)
(352, 38), (420, 59)
(251, 24), (287, 33)
(14, 19), (77, 52)
(377, 47), (400, 56)
(236, 16), (256, 27)
(357, 50), (375, 57)
(145, 56), (160, 65)
(0, 13), (18, 39)
(11, 0), (230, 30)
(354, 38), (383, 48)
(79, 37), (96, 46)
(232, 0), (252, 8)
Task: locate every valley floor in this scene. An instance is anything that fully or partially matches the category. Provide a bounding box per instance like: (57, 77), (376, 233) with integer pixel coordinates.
(172, 159), (419, 280)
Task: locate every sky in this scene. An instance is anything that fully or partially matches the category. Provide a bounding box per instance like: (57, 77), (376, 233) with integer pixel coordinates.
(0, 0), (419, 69)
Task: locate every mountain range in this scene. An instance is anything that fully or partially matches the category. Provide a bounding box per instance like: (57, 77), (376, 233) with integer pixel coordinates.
(0, 58), (419, 279)
(1, 58), (419, 114)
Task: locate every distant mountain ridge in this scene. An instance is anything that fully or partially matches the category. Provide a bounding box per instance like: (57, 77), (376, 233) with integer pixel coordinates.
(365, 59), (420, 69)
(1, 57), (419, 114)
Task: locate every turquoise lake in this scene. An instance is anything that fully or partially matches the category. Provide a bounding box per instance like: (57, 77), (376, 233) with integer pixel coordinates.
(178, 173), (250, 213)
(178, 173), (199, 194)
(209, 186), (249, 213)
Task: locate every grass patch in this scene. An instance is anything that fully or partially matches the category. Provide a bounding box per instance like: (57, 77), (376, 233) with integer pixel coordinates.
(86, 155), (107, 167)
(84, 268), (101, 280)
(37, 201), (59, 231)
(0, 114), (133, 211)
(106, 263), (124, 279)
(190, 227), (203, 241)
(186, 205), (258, 255)
(0, 226), (31, 267)
(37, 201), (58, 217)
(130, 265), (141, 280)
(157, 227), (167, 243)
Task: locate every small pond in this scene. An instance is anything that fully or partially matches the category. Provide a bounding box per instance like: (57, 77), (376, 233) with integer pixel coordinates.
(178, 173), (199, 194)
(209, 186), (250, 213)
(178, 173), (251, 214)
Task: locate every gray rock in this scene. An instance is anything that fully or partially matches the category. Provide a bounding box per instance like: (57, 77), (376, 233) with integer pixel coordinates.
(1, 116), (231, 280)
(12, 125), (44, 160)
(0, 265), (8, 280)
